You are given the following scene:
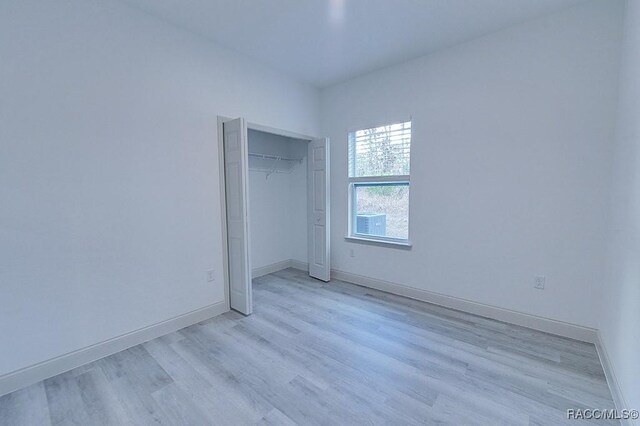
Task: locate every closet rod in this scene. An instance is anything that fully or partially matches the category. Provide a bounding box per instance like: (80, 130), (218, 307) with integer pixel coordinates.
(248, 167), (294, 174)
(248, 152), (302, 163)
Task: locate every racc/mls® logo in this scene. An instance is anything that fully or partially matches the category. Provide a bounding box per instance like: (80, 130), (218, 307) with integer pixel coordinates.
(567, 409), (639, 421)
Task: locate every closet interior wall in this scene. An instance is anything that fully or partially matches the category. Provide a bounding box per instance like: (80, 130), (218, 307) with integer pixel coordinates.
(248, 129), (308, 275)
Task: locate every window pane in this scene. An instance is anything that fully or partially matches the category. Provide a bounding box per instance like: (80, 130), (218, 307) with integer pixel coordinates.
(349, 121), (411, 177)
(354, 184), (409, 240)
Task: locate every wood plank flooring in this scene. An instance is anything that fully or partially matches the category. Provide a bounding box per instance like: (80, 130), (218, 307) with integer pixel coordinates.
(0, 268), (616, 425)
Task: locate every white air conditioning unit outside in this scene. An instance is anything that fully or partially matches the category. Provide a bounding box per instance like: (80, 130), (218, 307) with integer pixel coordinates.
(356, 213), (386, 236)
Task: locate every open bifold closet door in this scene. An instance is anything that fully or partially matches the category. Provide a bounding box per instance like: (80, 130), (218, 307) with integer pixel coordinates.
(308, 138), (330, 282)
(222, 118), (330, 316)
(223, 118), (253, 315)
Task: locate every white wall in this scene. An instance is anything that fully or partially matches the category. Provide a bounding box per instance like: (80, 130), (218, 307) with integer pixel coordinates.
(602, 0), (640, 414)
(248, 130), (308, 271)
(290, 149), (309, 266)
(321, 0), (623, 329)
(0, 0), (319, 378)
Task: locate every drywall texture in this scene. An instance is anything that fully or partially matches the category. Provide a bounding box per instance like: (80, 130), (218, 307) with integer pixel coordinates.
(321, 0), (623, 329)
(248, 130), (308, 270)
(0, 0), (319, 378)
(602, 0), (640, 413)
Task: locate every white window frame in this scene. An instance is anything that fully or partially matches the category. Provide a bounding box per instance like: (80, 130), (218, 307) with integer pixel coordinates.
(346, 122), (412, 248)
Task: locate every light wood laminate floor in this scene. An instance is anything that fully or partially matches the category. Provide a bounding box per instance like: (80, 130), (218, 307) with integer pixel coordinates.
(0, 268), (616, 425)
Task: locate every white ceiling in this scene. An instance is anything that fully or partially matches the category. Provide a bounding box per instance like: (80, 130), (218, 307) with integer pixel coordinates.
(122, 0), (587, 87)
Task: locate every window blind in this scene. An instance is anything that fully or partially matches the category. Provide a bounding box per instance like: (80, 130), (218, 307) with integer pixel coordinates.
(348, 121), (411, 177)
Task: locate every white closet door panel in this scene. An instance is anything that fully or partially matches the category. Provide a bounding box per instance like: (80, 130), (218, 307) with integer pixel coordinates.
(308, 138), (330, 281)
(224, 118), (252, 315)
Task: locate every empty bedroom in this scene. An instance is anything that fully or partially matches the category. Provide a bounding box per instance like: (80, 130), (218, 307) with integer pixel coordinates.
(1, 0), (638, 424)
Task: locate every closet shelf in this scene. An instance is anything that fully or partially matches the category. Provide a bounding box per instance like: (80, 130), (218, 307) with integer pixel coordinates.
(248, 152), (303, 179)
(248, 152), (302, 163)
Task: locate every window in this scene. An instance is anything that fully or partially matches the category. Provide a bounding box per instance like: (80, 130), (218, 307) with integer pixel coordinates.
(348, 121), (411, 245)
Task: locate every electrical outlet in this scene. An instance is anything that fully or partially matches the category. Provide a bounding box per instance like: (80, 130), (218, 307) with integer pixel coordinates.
(534, 275), (545, 290)
(207, 270), (215, 282)
(349, 249), (355, 258)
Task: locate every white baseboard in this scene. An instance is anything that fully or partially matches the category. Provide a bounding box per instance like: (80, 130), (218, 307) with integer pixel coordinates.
(289, 259), (309, 272)
(0, 301), (228, 397)
(595, 331), (636, 426)
(331, 269), (598, 343)
(253, 259), (309, 278)
(252, 260), (294, 278)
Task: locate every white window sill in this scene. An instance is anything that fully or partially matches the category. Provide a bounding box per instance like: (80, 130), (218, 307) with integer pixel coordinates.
(345, 235), (412, 249)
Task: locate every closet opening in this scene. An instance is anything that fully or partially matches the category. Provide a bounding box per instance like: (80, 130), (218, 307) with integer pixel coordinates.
(218, 117), (330, 315)
(247, 128), (309, 278)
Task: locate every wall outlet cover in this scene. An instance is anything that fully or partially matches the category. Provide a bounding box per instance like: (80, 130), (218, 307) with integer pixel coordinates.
(534, 275), (546, 290)
(207, 270), (215, 282)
